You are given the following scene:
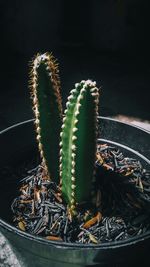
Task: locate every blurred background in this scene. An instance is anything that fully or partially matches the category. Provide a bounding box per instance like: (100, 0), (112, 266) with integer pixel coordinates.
(0, 0), (150, 131)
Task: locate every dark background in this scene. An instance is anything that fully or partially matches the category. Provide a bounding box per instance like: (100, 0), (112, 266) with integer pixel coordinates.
(0, 0), (150, 130)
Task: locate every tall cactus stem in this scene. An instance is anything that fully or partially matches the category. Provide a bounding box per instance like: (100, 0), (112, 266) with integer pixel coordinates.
(29, 52), (63, 183)
(60, 80), (100, 213)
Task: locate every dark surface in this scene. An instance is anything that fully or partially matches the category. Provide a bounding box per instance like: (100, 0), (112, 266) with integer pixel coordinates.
(0, 0), (150, 132)
(0, 1), (150, 266)
(0, 49), (150, 132)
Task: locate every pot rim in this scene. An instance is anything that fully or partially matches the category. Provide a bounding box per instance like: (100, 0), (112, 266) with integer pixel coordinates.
(0, 117), (150, 249)
(0, 116), (150, 135)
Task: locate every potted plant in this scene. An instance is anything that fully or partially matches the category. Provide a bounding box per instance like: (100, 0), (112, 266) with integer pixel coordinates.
(0, 52), (150, 267)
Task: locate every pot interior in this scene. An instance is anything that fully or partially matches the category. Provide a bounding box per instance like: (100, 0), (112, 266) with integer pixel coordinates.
(0, 118), (149, 236)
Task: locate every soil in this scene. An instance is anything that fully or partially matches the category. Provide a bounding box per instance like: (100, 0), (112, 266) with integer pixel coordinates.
(10, 143), (150, 244)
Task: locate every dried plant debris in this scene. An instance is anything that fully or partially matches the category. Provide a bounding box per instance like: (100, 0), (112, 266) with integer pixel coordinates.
(96, 144), (150, 210)
(11, 143), (150, 244)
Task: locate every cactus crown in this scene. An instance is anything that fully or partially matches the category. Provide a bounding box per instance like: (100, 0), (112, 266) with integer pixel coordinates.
(29, 53), (100, 214)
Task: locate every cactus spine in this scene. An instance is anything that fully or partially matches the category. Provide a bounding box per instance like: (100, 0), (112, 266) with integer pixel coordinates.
(29, 52), (63, 183)
(60, 80), (99, 212)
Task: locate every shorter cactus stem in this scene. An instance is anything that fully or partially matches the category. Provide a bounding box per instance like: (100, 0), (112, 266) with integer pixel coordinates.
(60, 80), (99, 213)
(29, 52), (63, 183)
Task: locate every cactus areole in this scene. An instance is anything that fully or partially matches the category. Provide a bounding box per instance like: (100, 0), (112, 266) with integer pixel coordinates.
(29, 52), (100, 214)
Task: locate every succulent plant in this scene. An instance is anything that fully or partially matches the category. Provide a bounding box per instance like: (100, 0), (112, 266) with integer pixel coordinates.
(60, 80), (99, 212)
(29, 53), (100, 214)
(29, 52), (63, 183)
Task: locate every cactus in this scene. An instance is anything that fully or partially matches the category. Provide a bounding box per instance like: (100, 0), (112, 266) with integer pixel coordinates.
(29, 52), (63, 183)
(29, 52), (100, 215)
(60, 80), (99, 212)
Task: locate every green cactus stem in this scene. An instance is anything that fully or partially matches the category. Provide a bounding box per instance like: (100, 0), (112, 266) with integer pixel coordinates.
(60, 80), (99, 212)
(29, 52), (63, 183)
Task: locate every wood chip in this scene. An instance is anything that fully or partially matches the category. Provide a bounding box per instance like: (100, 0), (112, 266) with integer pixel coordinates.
(20, 200), (32, 204)
(138, 177), (144, 192)
(45, 236), (63, 241)
(83, 212), (102, 229)
(103, 163), (113, 171)
(34, 189), (41, 202)
(89, 234), (98, 244)
(54, 193), (62, 203)
(20, 184), (28, 191)
(18, 221), (26, 231)
(96, 153), (103, 164)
